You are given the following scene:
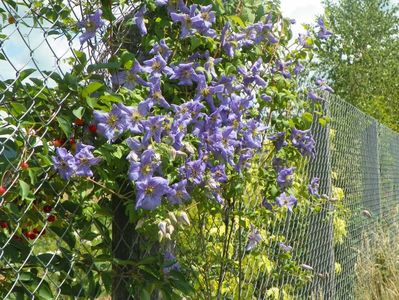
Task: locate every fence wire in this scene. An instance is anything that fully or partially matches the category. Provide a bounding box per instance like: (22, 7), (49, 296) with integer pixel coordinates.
(1, 1), (399, 300)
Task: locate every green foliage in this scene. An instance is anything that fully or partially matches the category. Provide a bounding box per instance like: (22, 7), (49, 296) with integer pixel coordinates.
(317, 0), (399, 130)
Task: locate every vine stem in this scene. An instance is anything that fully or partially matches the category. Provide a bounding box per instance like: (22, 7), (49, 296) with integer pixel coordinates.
(86, 177), (129, 200)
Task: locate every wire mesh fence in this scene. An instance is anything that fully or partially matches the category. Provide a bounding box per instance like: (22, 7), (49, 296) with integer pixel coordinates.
(1, 1), (399, 300)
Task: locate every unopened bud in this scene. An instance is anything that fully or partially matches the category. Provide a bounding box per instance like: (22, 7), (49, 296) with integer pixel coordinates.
(165, 233), (171, 240)
(135, 219), (145, 230)
(168, 212), (178, 224)
(362, 210), (372, 218)
(178, 212), (190, 226)
(158, 231), (164, 242)
(167, 224), (175, 235)
(168, 147), (177, 160)
(159, 221), (167, 235)
(165, 218), (171, 225)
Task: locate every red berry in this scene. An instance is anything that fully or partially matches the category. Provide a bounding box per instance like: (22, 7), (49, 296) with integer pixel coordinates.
(32, 228), (40, 234)
(43, 205), (52, 213)
(74, 118), (85, 126)
(47, 215), (56, 223)
(69, 137), (76, 145)
(0, 186), (6, 195)
(20, 162), (29, 169)
(53, 139), (63, 147)
(0, 221), (8, 229)
(25, 231), (37, 240)
(88, 124), (97, 133)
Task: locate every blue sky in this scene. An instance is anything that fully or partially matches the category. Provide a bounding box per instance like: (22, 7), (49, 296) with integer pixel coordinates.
(0, 1), (324, 81)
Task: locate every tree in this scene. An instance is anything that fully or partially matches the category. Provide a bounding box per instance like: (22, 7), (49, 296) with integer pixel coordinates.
(317, 0), (399, 130)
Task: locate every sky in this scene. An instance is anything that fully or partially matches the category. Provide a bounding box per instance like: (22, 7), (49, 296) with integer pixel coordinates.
(0, 1), (324, 81)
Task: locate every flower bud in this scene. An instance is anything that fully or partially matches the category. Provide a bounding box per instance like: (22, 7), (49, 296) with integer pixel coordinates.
(165, 218), (171, 225)
(178, 212), (190, 226)
(168, 212), (178, 224)
(135, 219), (145, 230)
(165, 233), (171, 240)
(167, 224), (175, 235)
(158, 221), (167, 235)
(158, 230), (164, 242)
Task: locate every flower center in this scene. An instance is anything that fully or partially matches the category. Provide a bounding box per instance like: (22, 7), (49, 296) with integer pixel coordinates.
(152, 61), (161, 72)
(145, 186), (154, 195)
(107, 114), (118, 127)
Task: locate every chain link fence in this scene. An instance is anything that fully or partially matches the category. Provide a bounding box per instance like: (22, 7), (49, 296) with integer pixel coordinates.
(1, 1), (399, 299)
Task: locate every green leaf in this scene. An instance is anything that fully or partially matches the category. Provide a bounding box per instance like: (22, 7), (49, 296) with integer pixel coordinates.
(37, 281), (54, 300)
(18, 68), (36, 81)
(87, 62), (120, 73)
(19, 180), (30, 200)
(190, 36), (202, 51)
(140, 289), (151, 300)
(302, 112), (313, 126)
(228, 15), (245, 27)
(50, 226), (76, 249)
(56, 116), (72, 137)
(72, 107), (85, 119)
(82, 82), (103, 98)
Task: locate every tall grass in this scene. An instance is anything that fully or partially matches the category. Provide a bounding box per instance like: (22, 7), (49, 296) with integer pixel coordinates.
(355, 222), (399, 300)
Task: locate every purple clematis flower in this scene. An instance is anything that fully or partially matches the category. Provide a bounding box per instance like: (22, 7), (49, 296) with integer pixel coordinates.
(204, 51), (222, 78)
(52, 147), (76, 180)
(126, 137), (145, 159)
(170, 4), (197, 38)
(142, 116), (165, 144)
(238, 57), (267, 88)
(170, 63), (200, 86)
(242, 120), (268, 149)
(133, 5), (147, 36)
(261, 94), (272, 102)
(143, 53), (173, 77)
(308, 91), (323, 102)
(78, 9), (104, 44)
(74, 143), (101, 177)
(262, 197), (273, 210)
(182, 159), (206, 184)
(309, 177), (320, 197)
(135, 176), (170, 210)
(316, 78), (334, 93)
(211, 164), (227, 183)
(276, 192), (297, 212)
(269, 132), (287, 151)
(143, 77), (171, 109)
(246, 224), (262, 251)
(111, 61), (147, 90)
(168, 180), (190, 205)
(149, 39), (172, 61)
(277, 167), (295, 189)
(298, 32), (313, 49)
(291, 128), (316, 158)
(294, 62), (304, 75)
(191, 4), (216, 36)
(317, 17), (332, 39)
(163, 251), (180, 274)
(194, 75), (223, 111)
(120, 104), (148, 134)
(128, 149), (160, 181)
(93, 104), (127, 141)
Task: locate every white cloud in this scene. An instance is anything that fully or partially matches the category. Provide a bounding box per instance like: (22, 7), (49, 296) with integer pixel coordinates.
(281, 0), (324, 37)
